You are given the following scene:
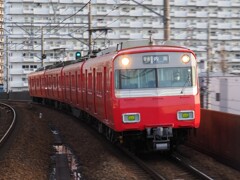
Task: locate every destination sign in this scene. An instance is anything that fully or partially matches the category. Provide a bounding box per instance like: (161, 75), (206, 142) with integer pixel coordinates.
(142, 55), (169, 64)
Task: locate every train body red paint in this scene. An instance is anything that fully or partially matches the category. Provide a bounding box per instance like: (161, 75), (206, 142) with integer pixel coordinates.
(28, 43), (200, 151)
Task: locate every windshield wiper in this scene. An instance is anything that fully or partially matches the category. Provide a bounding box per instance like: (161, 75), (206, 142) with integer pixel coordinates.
(180, 74), (191, 94)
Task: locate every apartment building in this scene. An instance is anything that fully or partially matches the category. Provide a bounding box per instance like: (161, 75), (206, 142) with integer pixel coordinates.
(3, 0), (240, 91)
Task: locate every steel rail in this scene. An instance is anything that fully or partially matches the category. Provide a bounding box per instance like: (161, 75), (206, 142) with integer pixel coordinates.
(171, 153), (214, 180)
(0, 102), (17, 146)
(116, 144), (166, 180)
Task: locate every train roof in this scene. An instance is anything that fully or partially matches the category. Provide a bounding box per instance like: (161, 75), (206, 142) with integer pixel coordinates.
(97, 40), (194, 56)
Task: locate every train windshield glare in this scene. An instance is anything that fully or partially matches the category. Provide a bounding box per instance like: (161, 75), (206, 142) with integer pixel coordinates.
(115, 67), (194, 89)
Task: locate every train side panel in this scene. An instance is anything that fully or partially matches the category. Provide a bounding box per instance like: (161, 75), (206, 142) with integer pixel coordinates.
(62, 62), (84, 107)
(28, 71), (46, 98)
(82, 54), (115, 128)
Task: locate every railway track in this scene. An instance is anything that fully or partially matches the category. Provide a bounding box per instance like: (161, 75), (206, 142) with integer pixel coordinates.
(116, 144), (214, 180)
(0, 102), (16, 147)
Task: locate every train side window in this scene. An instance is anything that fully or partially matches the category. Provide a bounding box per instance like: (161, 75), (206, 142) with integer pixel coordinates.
(88, 73), (92, 90)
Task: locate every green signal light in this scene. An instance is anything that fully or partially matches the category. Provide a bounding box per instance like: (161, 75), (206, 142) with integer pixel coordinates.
(75, 51), (81, 60)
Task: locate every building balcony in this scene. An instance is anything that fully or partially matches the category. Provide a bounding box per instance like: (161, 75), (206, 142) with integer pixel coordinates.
(218, 1), (231, 7)
(23, 69), (35, 74)
(96, 11), (108, 15)
(142, 0), (152, 5)
(232, 24), (240, 29)
(218, 34), (231, 40)
(119, 22), (130, 27)
(96, 0), (107, 3)
(153, 33), (163, 40)
(209, 13), (217, 17)
(60, 9), (74, 15)
(130, 10), (143, 16)
(187, 12), (196, 17)
(174, 0), (188, 6)
(142, 11), (152, 16)
(10, 82), (23, 88)
(34, 0), (49, 2)
(173, 22), (187, 28)
(195, 34), (207, 40)
(10, 69), (23, 75)
(196, 11), (208, 17)
(130, 22), (142, 28)
(229, 58), (240, 62)
(196, 0), (208, 6)
(23, 57), (34, 62)
(232, 2), (240, 7)
(96, 22), (107, 27)
(7, 0), (23, 2)
(174, 11), (187, 17)
(196, 22), (208, 29)
(108, 33), (120, 39)
(59, 0), (72, 3)
(108, 21), (120, 28)
(129, 33), (143, 39)
(73, 0), (88, 3)
(120, 34), (130, 39)
(9, 8), (23, 14)
(9, 58), (21, 63)
(108, 11), (120, 16)
(152, 0), (163, 5)
(218, 12), (231, 18)
(34, 8), (49, 14)
(143, 23), (152, 28)
(23, 9), (33, 14)
(218, 23), (231, 29)
(23, 82), (28, 87)
(153, 22), (163, 28)
(232, 36), (240, 40)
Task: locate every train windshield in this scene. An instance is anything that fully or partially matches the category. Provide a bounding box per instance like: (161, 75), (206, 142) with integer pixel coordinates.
(115, 67), (194, 89)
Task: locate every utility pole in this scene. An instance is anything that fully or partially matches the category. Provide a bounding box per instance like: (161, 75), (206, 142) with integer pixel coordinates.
(164, 0), (170, 41)
(88, 1), (92, 56)
(6, 36), (9, 93)
(206, 22), (211, 109)
(130, 0), (170, 41)
(41, 26), (44, 67)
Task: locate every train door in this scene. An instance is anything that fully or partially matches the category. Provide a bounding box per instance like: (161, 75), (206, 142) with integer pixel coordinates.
(75, 71), (79, 106)
(103, 67), (108, 120)
(93, 68), (96, 114)
(84, 69), (88, 110)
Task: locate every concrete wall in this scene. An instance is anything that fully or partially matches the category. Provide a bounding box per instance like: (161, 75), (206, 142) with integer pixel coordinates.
(188, 109), (240, 170)
(0, 91), (31, 101)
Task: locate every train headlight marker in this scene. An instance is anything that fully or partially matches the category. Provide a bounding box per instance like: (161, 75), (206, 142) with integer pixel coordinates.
(181, 54), (190, 64)
(121, 57), (129, 66)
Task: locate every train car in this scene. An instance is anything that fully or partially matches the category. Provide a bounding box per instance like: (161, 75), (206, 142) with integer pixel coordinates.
(62, 61), (85, 108)
(28, 69), (46, 101)
(28, 40), (200, 151)
(44, 67), (63, 103)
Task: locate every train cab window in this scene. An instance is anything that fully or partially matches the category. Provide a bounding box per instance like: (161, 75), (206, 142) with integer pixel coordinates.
(158, 67), (193, 88)
(115, 68), (156, 89)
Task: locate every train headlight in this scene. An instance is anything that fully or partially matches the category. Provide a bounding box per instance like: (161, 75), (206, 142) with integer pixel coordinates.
(177, 110), (195, 120)
(122, 113), (140, 123)
(181, 54), (190, 64)
(121, 57), (130, 66)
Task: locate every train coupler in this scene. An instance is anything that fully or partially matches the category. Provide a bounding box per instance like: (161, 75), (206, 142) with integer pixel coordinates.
(146, 127), (173, 151)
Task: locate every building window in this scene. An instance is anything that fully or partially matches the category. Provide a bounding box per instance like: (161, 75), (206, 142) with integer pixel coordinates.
(235, 54), (240, 59)
(216, 93), (220, 101)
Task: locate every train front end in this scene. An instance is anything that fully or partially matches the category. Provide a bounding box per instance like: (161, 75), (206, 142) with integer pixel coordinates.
(112, 46), (200, 151)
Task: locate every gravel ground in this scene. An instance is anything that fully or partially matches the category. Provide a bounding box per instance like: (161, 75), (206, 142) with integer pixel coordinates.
(0, 102), (142, 180)
(0, 102), (239, 180)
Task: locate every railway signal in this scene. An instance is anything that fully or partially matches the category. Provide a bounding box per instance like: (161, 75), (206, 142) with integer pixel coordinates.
(75, 51), (81, 60)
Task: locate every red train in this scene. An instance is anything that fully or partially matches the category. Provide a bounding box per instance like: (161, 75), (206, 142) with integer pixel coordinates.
(28, 41), (200, 151)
